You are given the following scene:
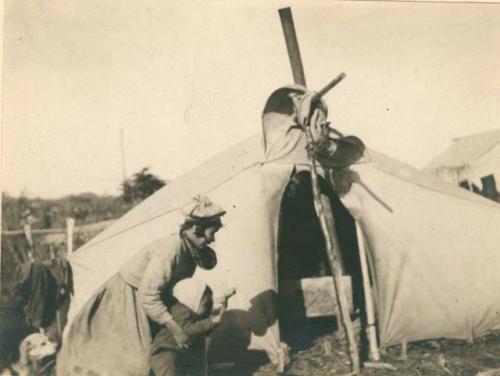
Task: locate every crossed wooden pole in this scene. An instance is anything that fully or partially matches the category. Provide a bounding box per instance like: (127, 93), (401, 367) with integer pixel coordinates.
(278, 7), (361, 374)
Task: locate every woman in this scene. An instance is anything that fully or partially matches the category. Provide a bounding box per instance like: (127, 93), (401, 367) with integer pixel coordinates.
(56, 196), (225, 376)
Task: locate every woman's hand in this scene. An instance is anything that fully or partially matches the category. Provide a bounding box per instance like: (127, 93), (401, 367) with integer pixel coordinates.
(213, 287), (236, 313)
(210, 306), (225, 326)
(210, 287), (235, 325)
(223, 287), (236, 302)
(166, 319), (191, 349)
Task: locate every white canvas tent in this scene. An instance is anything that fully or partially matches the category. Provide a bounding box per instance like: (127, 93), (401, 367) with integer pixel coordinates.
(424, 129), (500, 191)
(66, 86), (500, 368)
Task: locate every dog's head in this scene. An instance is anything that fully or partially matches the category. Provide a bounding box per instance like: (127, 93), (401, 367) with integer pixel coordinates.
(19, 333), (57, 364)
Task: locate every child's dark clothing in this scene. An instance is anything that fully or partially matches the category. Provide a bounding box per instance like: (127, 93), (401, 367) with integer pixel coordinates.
(150, 301), (217, 376)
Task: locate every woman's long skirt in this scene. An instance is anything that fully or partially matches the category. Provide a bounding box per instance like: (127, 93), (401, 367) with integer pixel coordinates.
(56, 273), (152, 376)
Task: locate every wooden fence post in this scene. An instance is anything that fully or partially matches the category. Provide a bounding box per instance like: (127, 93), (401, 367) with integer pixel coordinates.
(23, 224), (34, 261)
(66, 217), (75, 255)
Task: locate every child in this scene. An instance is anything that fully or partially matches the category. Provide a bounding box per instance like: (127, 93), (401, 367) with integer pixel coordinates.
(150, 278), (235, 376)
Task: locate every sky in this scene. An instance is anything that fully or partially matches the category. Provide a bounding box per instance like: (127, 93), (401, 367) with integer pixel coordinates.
(2, 0), (500, 198)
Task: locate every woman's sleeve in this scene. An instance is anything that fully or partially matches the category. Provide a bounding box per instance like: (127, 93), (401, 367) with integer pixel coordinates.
(183, 316), (218, 337)
(171, 304), (218, 337)
(138, 253), (175, 325)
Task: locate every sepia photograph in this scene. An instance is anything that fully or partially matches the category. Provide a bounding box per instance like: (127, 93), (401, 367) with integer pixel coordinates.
(2, 1), (500, 375)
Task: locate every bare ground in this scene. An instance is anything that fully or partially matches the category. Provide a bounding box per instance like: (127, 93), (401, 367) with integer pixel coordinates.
(250, 331), (500, 376)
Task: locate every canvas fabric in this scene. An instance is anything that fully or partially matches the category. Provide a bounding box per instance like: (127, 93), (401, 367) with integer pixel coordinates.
(64, 86), (500, 369)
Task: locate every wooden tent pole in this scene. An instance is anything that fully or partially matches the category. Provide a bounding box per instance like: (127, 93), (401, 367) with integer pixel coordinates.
(355, 222), (380, 361)
(278, 7), (359, 373)
(305, 129), (360, 374)
(278, 7), (307, 87)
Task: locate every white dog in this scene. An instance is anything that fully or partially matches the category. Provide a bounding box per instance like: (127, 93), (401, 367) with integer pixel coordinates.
(0, 333), (57, 376)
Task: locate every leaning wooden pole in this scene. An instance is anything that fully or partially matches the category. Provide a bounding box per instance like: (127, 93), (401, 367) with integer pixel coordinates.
(279, 7), (307, 86)
(278, 7), (360, 374)
(305, 128), (361, 374)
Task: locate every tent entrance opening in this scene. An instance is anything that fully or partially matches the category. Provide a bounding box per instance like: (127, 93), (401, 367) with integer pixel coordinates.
(277, 169), (364, 351)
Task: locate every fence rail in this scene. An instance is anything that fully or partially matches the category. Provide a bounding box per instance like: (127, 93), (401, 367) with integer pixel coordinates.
(2, 228), (66, 236)
(1, 218), (114, 255)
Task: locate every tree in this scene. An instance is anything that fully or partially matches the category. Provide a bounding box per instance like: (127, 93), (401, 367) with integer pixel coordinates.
(121, 168), (166, 205)
(1, 191), (38, 230)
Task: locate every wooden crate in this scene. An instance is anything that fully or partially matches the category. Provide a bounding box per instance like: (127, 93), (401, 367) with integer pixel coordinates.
(279, 276), (353, 320)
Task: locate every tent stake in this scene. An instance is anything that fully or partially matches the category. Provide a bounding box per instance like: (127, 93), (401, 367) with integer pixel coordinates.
(355, 222), (380, 362)
(305, 129), (360, 374)
(400, 341), (408, 360)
